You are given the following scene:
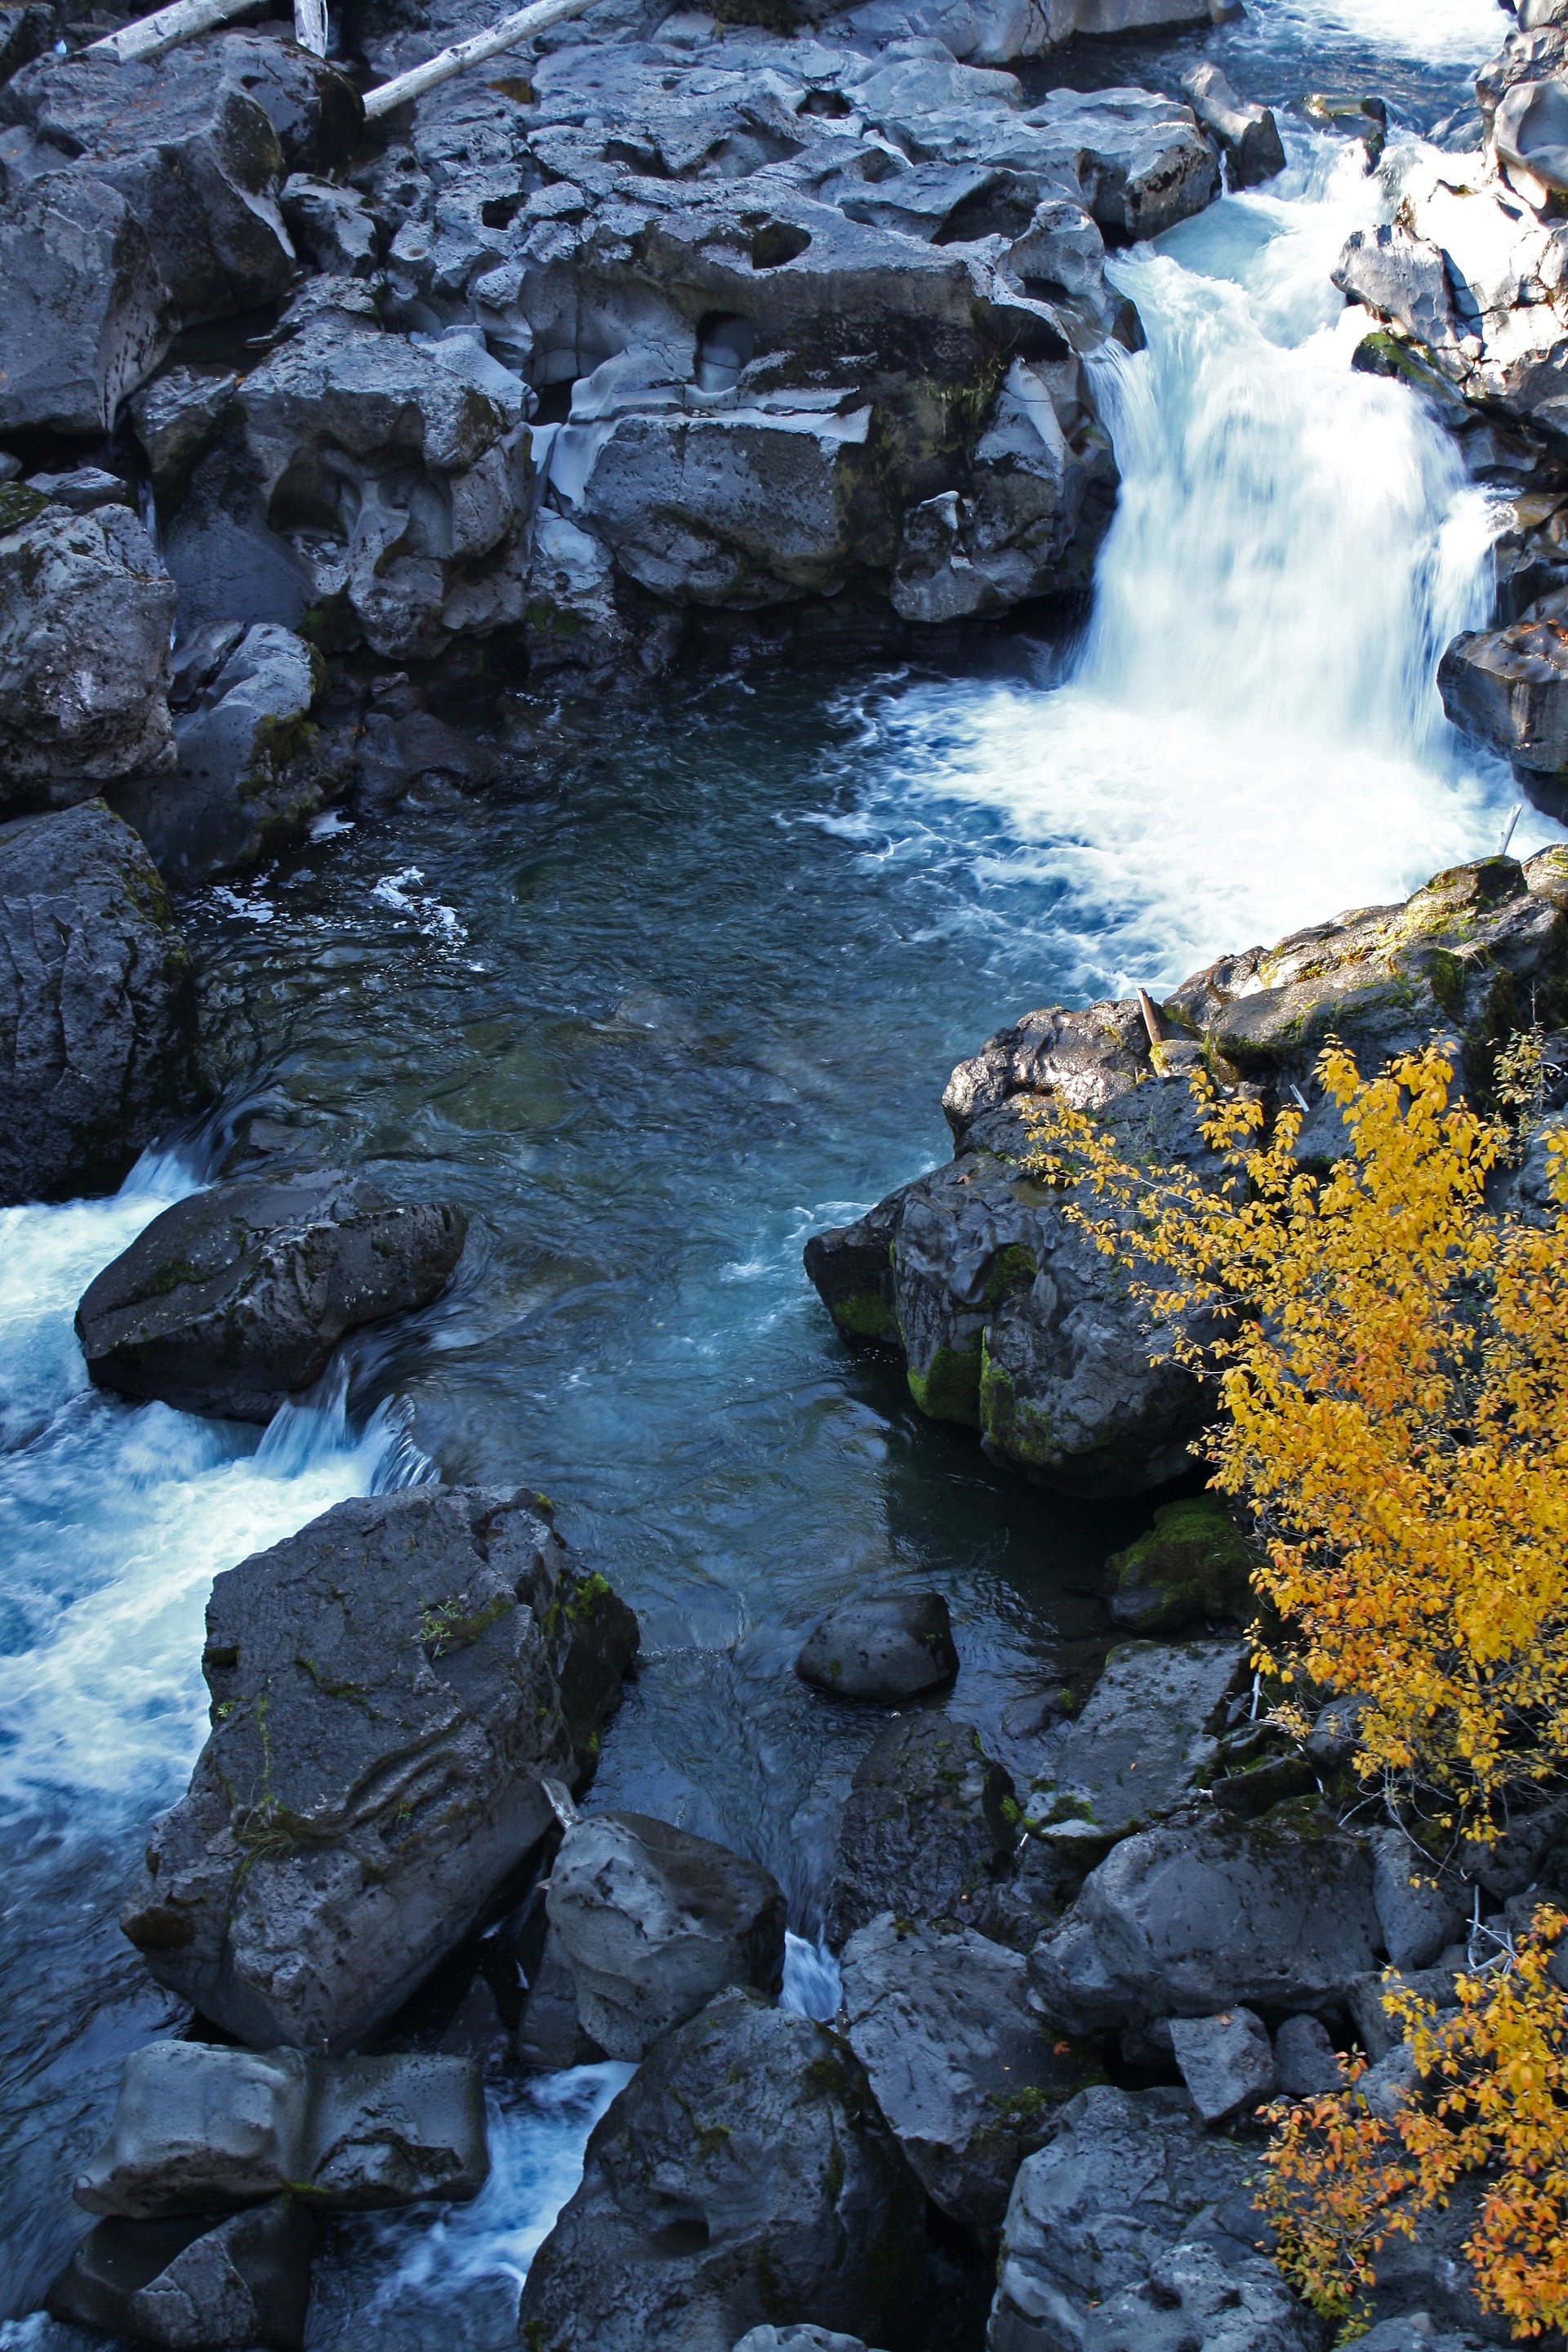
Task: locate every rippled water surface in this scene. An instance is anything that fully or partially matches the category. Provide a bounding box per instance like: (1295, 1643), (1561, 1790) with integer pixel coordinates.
(0, 0), (1557, 2329)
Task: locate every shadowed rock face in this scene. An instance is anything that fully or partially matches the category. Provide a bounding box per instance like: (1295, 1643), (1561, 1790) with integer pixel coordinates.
(0, 799), (205, 1206)
(827, 1712), (1018, 1944)
(807, 849), (1568, 1492)
(119, 1485), (639, 2051)
(47, 2201), (318, 2352)
(517, 1987), (926, 2352)
(75, 1169), (468, 1420)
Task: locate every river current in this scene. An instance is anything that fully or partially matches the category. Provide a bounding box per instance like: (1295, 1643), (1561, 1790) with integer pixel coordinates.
(0, 0), (1552, 2336)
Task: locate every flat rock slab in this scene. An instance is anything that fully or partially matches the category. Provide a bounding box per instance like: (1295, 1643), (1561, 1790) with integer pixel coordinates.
(546, 1810), (787, 2060)
(1167, 2007), (1276, 2125)
(795, 1592), (959, 1701)
(0, 799), (204, 1205)
(77, 2040), (488, 2216)
(519, 1987), (925, 2352)
(75, 1169), (468, 1420)
(1031, 1641), (1244, 1837)
(1030, 1815), (1382, 2034)
(840, 1913), (1102, 2241)
(120, 1485), (639, 2050)
(827, 1712), (1018, 1944)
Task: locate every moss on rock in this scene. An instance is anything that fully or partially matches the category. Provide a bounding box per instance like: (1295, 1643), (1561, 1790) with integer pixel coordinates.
(1105, 1495), (1258, 1635)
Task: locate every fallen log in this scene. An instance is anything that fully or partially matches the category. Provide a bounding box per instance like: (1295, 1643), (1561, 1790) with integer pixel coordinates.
(87, 0), (261, 62)
(362, 0), (594, 118)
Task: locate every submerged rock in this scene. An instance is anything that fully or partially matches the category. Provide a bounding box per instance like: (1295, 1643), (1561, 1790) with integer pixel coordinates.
(826, 1712), (1018, 1944)
(795, 1592), (960, 1700)
(546, 1810), (787, 2060)
(839, 1912), (1102, 2239)
(0, 489), (176, 812)
(0, 799), (204, 1206)
(75, 1169), (468, 1420)
(112, 624), (350, 885)
(119, 1485), (639, 2050)
(76, 2039), (488, 2215)
(47, 2202), (316, 2352)
(518, 1987), (925, 2352)
(986, 2085), (1254, 2352)
(808, 850), (1568, 1490)
(1029, 1815), (1382, 2034)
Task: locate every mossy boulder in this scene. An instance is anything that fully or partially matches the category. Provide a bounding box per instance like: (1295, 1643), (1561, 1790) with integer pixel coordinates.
(1105, 1498), (1258, 1635)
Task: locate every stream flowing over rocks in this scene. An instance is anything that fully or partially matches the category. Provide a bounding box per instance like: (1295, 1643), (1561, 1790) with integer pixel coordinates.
(2, 0), (1566, 2345)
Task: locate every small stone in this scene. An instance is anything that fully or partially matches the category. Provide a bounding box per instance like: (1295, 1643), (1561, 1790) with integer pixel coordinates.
(795, 1592), (958, 1701)
(1167, 2007), (1276, 2125)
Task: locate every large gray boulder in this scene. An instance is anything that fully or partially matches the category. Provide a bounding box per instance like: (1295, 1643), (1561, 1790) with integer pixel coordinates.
(517, 1987), (925, 2352)
(0, 488), (176, 811)
(795, 1591), (959, 1701)
(0, 173), (167, 439)
(1179, 65), (1285, 190)
(76, 2039), (488, 2215)
(1083, 2238), (1325, 2352)
(75, 1169), (468, 1421)
(1370, 1832), (1468, 1972)
(840, 1913), (1102, 2239)
(1438, 603), (1568, 784)
(1029, 1816), (1383, 2034)
(827, 1712), (1018, 1944)
(808, 851), (1568, 1489)
(119, 1485), (639, 2050)
(987, 2085), (1254, 2352)
(112, 623), (349, 884)
(0, 800), (204, 1205)
(47, 2201), (316, 2351)
(546, 1810), (787, 2060)
(1027, 1641), (1244, 1838)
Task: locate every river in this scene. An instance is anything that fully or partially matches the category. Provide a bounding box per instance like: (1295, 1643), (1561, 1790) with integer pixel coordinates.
(0, 0), (1549, 2338)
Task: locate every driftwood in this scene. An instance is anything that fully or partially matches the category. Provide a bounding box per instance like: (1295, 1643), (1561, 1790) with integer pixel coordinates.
(362, 0), (595, 117)
(295, 0), (327, 54)
(87, 0), (261, 61)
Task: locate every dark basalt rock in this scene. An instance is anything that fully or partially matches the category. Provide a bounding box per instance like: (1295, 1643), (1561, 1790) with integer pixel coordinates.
(517, 1986), (925, 2352)
(827, 1712), (1018, 1945)
(0, 174), (167, 439)
(546, 1811), (787, 2060)
(1106, 1497), (1258, 1636)
(795, 1592), (959, 1701)
(118, 1484), (639, 2050)
(75, 1169), (468, 1420)
(0, 492), (176, 810)
(0, 799), (204, 1206)
(47, 2200), (317, 2352)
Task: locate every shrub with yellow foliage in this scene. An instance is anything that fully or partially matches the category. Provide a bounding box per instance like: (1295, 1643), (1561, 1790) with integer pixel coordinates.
(1024, 1038), (1568, 1846)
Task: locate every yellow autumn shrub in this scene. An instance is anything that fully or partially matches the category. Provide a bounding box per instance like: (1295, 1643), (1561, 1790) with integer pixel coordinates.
(1258, 1909), (1568, 2339)
(1024, 1040), (1568, 1844)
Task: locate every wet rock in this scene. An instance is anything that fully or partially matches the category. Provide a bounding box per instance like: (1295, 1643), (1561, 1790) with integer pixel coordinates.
(827, 1712), (1018, 1944)
(0, 44), (295, 325)
(840, 1911), (1102, 2240)
(76, 2039), (488, 2214)
(795, 1592), (959, 1701)
(1015, 88), (1219, 242)
(112, 623), (350, 884)
(1083, 2237), (1324, 2352)
(1180, 64), (1285, 189)
(516, 1924), (607, 2070)
(802, 1187), (905, 1348)
(1370, 1833), (1468, 1972)
(1167, 2008), (1276, 2126)
(76, 1169), (468, 1420)
(1106, 1499), (1258, 1636)
(1439, 605), (1568, 781)
(546, 1810), (787, 2060)
(0, 799), (203, 1205)
(518, 1986), (925, 2352)
(1029, 1815), (1382, 2034)
(0, 174), (167, 439)
(1273, 2013), (1344, 2096)
(986, 2085), (1253, 2351)
(119, 1485), (639, 2050)
(131, 367), (238, 506)
(1027, 1641), (1245, 1838)
(47, 2201), (316, 2352)
(0, 489), (176, 811)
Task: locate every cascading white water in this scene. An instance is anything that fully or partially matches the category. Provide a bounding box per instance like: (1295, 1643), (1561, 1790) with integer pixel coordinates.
(842, 128), (1551, 1000)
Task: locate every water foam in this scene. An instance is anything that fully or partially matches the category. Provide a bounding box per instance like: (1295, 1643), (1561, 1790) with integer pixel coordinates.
(849, 134), (1549, 1001)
